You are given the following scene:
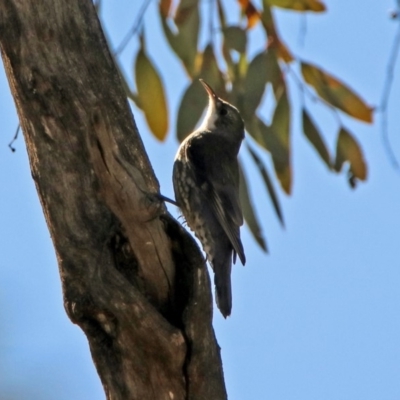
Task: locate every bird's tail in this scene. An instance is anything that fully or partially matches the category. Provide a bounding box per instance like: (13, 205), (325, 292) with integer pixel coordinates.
(214, 253), (232, 318)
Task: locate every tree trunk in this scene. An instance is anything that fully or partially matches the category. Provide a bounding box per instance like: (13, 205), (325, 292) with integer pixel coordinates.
(0, 1), (227, 399)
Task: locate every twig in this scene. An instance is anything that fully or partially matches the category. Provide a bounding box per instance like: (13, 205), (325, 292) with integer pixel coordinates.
(208, 0), (214, 44)
(114, 0), (153, 56)
(379, 19), (400, 169)
(8, 124), (20, 152)
(286, 62), (343, 127)
(158, 194), (179, 207)
(298, 14), (307, 48)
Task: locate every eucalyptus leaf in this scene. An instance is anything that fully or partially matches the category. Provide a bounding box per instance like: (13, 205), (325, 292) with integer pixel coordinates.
(135, 48), (168, 141)
(266, 0), (326, 12)
(268, 88), (291, 193)
(301, 62), (373, 123)
(223, 26), (247, 54)
(302, 109), (331, 168)
(176, 80), (207, 142)
(200, 44), (225, 96)
(243, 51), (269, 119)
(159, 0), (200, 76)
(239, 163), (268, 252)
(334, 128), (367, 183)
(246, 143), (285, 226)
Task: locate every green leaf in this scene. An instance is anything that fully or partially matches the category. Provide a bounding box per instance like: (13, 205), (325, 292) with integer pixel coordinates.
(159, 0), (200, 76)
(176, 80), (207, 142)
(244, 77), (290, 198)
(246, 144), (285, 226)
(135, 48), (168, 141)
(244, 115), (268, 150)
(176, 45), (226, 142)
(334, 128), (367, 182)
(239, 163), (268, 252)
(255, 117), (291, 194)
(200, 44), (225, 95)
(242, 50), (283, 120)
(301, 62), (373, 123)
(266, 0), (326, 12)
(265, 50), (284, 97)
(269, 88), (292, 194)
(174, 0), (199, 24)
(302, 109), (331, 168)
(223, 26), (247, 53)
(243, 51), (269, 119)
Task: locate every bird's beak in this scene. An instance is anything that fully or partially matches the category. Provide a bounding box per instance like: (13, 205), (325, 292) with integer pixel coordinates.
(199, 79), (218, 104)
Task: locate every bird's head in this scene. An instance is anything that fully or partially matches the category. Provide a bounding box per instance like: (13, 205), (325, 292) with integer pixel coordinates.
(198, 79), (245, 141)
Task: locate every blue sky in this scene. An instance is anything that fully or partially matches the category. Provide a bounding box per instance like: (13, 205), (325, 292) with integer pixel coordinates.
(1, 1), (400, 399)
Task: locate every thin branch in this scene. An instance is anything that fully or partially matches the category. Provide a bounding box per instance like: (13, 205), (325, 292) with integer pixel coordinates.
(114, 0), (153, 56)
(286, 62), (342, 127)
(298, 14), (307, 48)
(8, 124), (20, 152)
(158, 194), (179, 207)
(379, 19), (400, 169)
(208, 0), (214, 44)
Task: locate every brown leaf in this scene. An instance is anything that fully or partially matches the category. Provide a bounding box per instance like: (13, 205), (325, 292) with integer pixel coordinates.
(334, 128), (367, 182)
(302, 109), (331, 167)
(135, 48), (168, 141)
(266, 0), (326, 12)
(265, 50), (284, 96)
(238, 0), (261, 29)
(160, 0), (172, 18)
(275, 41), (293, 63)
(301, 62), (373, 123)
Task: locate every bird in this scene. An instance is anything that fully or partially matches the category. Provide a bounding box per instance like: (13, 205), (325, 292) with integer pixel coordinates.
(173, 79), (246, 318)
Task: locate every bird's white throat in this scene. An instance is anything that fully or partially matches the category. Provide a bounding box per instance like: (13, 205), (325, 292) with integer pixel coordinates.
(198, 100), (217, 132)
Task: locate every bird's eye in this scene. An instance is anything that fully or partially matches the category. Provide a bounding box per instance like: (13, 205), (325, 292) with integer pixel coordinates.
(219, 108), (227, 116)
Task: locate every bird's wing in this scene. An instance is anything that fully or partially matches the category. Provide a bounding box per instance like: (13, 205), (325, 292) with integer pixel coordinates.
(208, 183), (246, 265)
(187, 133), (246, 265)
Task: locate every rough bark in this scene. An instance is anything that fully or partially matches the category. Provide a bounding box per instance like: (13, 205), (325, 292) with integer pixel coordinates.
(0, 1), (227, 399)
